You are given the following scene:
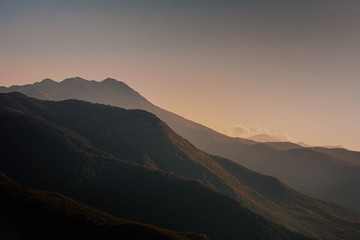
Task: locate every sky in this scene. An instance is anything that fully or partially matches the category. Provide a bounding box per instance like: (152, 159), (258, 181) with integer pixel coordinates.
(1, 0), (359, 150)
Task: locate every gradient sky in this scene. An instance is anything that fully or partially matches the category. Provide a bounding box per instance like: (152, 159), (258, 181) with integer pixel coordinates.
(1, 0), (360, 150)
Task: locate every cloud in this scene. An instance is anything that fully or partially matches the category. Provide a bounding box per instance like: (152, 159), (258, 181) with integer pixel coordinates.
(221, 124), (292, 142)
(270, 132), (292, 142)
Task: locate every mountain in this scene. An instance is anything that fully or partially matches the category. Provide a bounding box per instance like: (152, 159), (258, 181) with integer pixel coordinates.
(2, 93), (360, 240)
(0, 172), (208, 240)
(0, 92), (314, 240)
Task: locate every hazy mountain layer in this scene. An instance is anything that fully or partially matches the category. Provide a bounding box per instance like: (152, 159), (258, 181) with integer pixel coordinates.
(310, 147), (360, 166)
(210, 141), (360, 211)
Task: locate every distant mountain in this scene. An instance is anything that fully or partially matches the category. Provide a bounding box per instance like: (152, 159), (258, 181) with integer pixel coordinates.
(267, 143), (360, 166)
(246, 133), (282, 142)
(0, 172), (208, 240)
(1, 78), (360, 212)
(0, 92), (314, 240)
(2, 93), (360, 240)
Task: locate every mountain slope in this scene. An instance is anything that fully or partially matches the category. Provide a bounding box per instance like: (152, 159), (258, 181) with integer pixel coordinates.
(2, 93), (360, 240)
(0, 92), (312, 240)
(0, 172), (208, 240)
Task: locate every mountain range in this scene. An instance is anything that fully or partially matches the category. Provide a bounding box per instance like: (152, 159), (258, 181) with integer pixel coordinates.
(1, 91), (360, 239)
(1, 77), (359, 212)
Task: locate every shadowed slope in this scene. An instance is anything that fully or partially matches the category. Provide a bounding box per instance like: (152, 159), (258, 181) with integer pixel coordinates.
(0, 172), (208, 240)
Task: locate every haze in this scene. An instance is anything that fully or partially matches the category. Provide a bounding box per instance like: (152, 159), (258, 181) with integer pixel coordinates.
(1, 0), (359, 150)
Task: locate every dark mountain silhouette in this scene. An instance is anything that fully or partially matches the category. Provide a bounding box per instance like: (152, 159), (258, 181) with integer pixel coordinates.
(1, 93), (360, 240)
(0, 172), (208, 240)
(0, 92), (314, 240)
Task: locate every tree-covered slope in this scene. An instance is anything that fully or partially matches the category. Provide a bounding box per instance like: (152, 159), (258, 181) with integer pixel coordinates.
(0, 172), (208, 240)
